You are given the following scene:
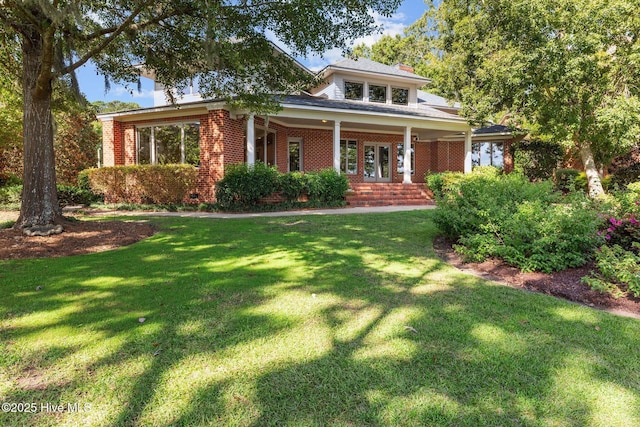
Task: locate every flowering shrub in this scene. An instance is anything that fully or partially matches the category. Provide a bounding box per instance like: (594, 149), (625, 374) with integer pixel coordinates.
(599, 215), (640, 253)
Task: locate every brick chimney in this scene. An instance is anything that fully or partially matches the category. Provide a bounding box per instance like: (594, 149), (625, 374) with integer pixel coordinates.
(395, 63), (414, 74)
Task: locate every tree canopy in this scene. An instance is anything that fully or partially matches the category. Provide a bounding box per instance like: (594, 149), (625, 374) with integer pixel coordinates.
(0, 0), (402, 231)
(421, 0), (640, 195)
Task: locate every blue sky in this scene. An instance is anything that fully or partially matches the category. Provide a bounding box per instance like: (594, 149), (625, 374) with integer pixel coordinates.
(76, 0), (429, 108)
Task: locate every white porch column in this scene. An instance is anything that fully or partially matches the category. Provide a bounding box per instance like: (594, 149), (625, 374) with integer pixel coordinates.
(333, 120), (341, 172)
(246, 114), (255, 165)
(464, 130), (473, 173)
(403, 126), (412, 184)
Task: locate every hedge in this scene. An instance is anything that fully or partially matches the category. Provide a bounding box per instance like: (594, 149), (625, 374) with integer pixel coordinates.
(85, 164), (198, 204)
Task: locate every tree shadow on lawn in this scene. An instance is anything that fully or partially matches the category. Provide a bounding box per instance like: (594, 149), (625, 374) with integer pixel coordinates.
(1, 212), (639, 426)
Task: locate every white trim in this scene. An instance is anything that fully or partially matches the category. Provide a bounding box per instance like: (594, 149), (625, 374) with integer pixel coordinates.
(333, 121), (341, 172)
(464, 131), (473, 173)
(403, 127), (412, 184)
(246, 114), (255, 165)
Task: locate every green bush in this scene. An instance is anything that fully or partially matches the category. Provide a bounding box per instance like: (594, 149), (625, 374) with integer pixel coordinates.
(215, 162), (280, 210)
(87, 164), (198, 204)
(511, 139), (564, 181)
(0, 184), (22, 204)
(554, 168), (582, 193)
(434, 171), (603, 273)
(582, 243), (640, 298)
(306, 168), (349, 204)
(57, 185), (101, 206)
(457, 197), (602, 272)
(278, 172), (308, 201)
(433, 171), (558, 239)
(425, 171), (465, 199)
(77, 168), (93, 190)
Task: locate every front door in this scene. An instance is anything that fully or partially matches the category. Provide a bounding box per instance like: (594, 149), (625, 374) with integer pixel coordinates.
(364, 143), (391, 182)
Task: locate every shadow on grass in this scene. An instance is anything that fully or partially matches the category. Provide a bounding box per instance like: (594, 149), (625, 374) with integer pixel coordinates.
(0, 211), (639, 426)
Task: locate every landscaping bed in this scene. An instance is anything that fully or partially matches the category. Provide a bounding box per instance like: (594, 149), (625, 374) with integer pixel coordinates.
(434, 235), (640, 318)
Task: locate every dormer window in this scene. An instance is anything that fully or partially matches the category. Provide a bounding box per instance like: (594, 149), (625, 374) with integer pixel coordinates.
(344, 81), (364, 100)
(368, 85), (387, 103)
(392, 87), (409, 105)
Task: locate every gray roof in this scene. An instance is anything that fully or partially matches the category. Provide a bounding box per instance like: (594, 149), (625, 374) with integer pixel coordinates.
(473, 124), (518, 135)
(281, 94), (464, 121)
(417, 90), (461, 109)
(321, 58), (430, 83)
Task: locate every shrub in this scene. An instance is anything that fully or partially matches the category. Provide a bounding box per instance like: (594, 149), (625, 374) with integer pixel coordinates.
(306, 168), (348, 204)
(608, 145), (640, 187)
(434, 170), (602, 273)
(511, 139), (563, 181)
(554, 168), (582, 193)
(0, 173), (21, 188)
(215, 162), (279, 210)
(582, 243), (640, 298)
(278, 172), (308, 201)
(457, 197), (602, 272)
(425, 171), (465, 199)
(87, 164), (198, 205)
(433, 171), (558, 239)
(0, 184), (22, 204)
(57, 185), (101, 206)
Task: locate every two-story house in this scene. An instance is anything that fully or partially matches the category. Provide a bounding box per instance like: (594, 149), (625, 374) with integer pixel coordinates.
(98, 57), (515, 203)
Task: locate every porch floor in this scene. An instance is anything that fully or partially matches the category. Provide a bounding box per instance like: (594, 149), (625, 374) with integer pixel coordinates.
(345, 183), (434, 207)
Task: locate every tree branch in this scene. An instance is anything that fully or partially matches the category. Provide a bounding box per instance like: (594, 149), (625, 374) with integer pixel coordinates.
(55, 4), (190, 78)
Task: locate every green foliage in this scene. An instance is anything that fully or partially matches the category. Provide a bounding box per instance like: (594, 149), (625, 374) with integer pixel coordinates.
(554, 168), (582, 193)
(424, 0), (640, 195)
(608, 146), (640, 187)
(0, 184), (22, 205)
(91, 100), (141, 113)
(582, 244), (640, 298)
(215, 165), (348, 211)
(511, 139), (564, 181)
(433, 171), (558, 239)
(56, 185), (102, 206)
(277, 172), (308, 202)
(215, 162), (280, 210)
(87, 164), (198, 205)
(458, 198), (602, 272)
(434, 170), (602, 272)
(425, 171), (465, 199)
(306, 168), (349, 204)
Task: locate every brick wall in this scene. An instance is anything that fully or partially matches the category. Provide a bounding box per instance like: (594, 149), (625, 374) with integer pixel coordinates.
(101, 120), (123, 166)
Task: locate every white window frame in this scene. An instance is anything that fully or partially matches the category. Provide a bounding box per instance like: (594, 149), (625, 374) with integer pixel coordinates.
(340, 139), (358, 175)
(344, 81), (364, 101)
(136, 121), (200, 165)
(288, 138), (303, 172)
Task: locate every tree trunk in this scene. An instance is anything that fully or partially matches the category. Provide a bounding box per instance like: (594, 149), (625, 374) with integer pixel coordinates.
(14, 29), (63, 233)
(579, 143), (605, 198)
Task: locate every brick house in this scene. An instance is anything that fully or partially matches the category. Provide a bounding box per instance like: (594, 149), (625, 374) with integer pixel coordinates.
(98, 58), (517, 203)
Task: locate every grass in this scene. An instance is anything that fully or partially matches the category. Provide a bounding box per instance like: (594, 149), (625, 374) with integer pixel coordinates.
(1, 210), (639, 426)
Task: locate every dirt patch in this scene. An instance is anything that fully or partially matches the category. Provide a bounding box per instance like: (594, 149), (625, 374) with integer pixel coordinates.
(433, 236), (640, 319)
(0, 218), (155, 260)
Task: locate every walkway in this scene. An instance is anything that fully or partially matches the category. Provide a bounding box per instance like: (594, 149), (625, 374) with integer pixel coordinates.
(91, 204), (435, 219)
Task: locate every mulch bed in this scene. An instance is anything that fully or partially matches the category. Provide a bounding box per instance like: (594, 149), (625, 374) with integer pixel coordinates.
(0, 219), (155, 260)
(433, 236), (640, 319)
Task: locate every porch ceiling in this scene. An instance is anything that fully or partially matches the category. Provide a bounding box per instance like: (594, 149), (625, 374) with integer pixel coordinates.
(268, 115), (467, 141)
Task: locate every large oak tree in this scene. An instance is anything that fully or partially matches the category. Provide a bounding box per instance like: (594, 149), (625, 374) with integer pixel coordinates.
(0, 0), (401, 233)
(421, 0), (640, 196)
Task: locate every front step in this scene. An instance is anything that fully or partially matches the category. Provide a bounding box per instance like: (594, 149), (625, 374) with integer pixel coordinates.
(345, 183), (434, 207)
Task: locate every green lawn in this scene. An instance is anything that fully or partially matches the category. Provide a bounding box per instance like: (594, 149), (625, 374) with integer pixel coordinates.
(1, 211), (639, 426)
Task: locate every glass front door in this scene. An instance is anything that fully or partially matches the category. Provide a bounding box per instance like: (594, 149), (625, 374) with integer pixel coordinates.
(364, 143), (391, 182)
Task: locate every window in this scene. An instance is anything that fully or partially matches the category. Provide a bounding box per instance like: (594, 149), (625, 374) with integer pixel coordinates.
(255, 130), (276, 166)
(392, 87), (409, 105)
(368, 84), (387, 103)
(344, 81), (363, 100)
(340, 139), (357, 174)
(472, 141), (504, 168)
(397, 143), (415, 174)
(136, 122), (200, 166)
(288, 139), (302, 171)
